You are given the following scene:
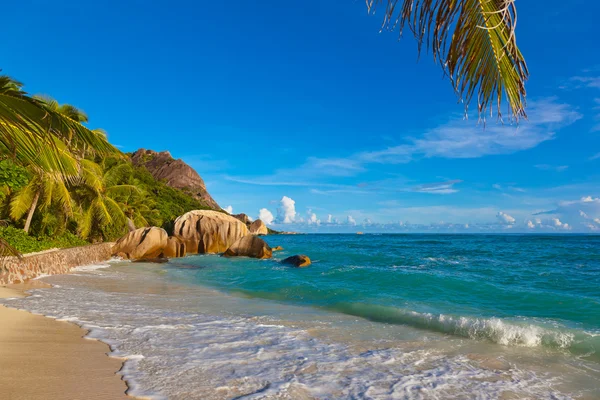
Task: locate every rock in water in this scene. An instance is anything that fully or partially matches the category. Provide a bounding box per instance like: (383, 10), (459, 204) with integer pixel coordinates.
(112, 227), (168, 261)
(163, 236), (186, 258)
(282, 255), (311, 268)
(173, 210), (249, 254)
(248, 219), (268, 235)
(223, 236), (272, 259)
(131, 149), (220, 210)
(272, 246), (284, 252)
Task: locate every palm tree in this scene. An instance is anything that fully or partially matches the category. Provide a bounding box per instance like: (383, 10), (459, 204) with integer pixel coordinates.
(367, 0), (528, 120)
(74, 160), (143, 240)
(0, 76), (118, 174)
(9, 168), (74, 233)
(8, 96), (103, 233)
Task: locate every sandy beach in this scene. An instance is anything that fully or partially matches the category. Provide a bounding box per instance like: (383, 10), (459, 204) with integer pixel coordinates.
(0, 282), (130, 400)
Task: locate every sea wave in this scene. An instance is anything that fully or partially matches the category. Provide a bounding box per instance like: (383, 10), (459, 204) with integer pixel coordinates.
(330, 303), (600, 359)
(0, 266), (595, 399)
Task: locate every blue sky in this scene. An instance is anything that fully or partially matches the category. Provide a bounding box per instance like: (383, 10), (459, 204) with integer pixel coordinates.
(3, 0), (600, 232)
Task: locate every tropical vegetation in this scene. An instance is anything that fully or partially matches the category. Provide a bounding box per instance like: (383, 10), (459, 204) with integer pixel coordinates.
(0, 75), (213, 256)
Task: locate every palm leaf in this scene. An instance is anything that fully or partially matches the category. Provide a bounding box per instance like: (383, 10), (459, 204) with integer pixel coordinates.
(76, 206), (94, 239)
(0, 76), (119, 173)
(104, 196), (128, 228)
(10, 179), (38, 220)
(103, 162), (133, 188)
(78, 159), (104, 192)
(0, 237), (22, 271)
(367, 0), (528, 120)
(105, 184), (141, 198)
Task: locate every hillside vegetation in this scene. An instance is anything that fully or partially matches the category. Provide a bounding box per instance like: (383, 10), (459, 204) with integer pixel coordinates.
(0, 75), (217, 254)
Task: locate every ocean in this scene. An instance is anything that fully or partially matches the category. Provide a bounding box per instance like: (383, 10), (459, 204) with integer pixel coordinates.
(2, 234), (599, 399)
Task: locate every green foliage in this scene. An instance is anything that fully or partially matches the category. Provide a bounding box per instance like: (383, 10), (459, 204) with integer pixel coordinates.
(1, 74), (219, 245)
(0, 160), (29, 192)
(267, 227), (281, 235)
(127, 163), (212, 232)
(0, 225), (87, 254)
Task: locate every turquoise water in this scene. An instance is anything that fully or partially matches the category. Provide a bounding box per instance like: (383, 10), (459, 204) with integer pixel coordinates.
(168, 234), (600, 359)
(3, 234), (600, 398)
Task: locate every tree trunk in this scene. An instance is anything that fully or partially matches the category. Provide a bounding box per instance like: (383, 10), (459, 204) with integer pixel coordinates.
(23, 191), (40, 234)
(127, 218), (136, 232)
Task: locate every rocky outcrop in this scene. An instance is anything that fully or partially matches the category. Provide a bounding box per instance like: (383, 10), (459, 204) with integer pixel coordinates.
(173, 210), (248, 254)
(112, 227), (168, 260)
(0, 243), (114, 284)
(272, 246), (284, 252)
(282, 255), (311, 268)
(163, 236), (186, 258)
(223, 236), (272, 259)
(248, 219), (268, 235)
(131, 149), (220, 210)
(233, 213), (251, 224)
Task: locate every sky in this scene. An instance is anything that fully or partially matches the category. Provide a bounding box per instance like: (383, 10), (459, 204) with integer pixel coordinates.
(2, 0), (600, 232)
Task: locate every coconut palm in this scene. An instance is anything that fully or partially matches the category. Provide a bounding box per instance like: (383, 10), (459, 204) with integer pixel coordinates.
(0, 76), (118, 174)
(74, 160), (143, 240)
(7, 95), (105, 233)
(368, 0), (528, 120)
(9, 169), (75, 233)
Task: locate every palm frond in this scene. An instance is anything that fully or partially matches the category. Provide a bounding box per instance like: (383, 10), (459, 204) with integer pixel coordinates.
(103, 162), (133, 188)
(53, 178), (75, 216)
(0, 75), (119, 173)
(104, 196), (128, 228)
(10, 179), (38, 220)
(0, 237), (22, 271)
(76, 206), (94, 239)
(92, 197), (112, 226)
(367, 0), (528, 120)
(105, 184), (141, 198)
(78, 159), (104, 192)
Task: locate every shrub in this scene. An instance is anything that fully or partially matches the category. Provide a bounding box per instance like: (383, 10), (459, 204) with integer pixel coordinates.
(0, 226), (88, 254)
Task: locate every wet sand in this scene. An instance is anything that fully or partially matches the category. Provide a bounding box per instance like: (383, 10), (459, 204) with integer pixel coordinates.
(0, 282), (131, 400)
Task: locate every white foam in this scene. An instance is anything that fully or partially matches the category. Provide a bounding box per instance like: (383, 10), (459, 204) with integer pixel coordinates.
(72, 263), (110, 272)
(0, 269), (592, 400)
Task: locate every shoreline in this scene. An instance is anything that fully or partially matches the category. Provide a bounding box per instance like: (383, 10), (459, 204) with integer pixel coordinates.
(0, 281), (134, 400)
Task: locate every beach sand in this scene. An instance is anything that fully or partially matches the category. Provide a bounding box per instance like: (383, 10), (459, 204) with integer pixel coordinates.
(0, 282), (131, 400)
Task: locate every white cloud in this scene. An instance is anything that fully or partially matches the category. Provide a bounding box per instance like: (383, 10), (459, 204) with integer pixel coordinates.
(347, 216), (357, 226)
(224, 99), (580, 188)
(277, 196), (297, 224)
(551, 218), (570, 230)
(527, 220), (535, 229)
(535, 164), (569, 172)
(496, 212), (516, 225)
(363, 218), (373, 226)
(358, 98), (580, 163)
(534, 196), (600, 231)
(411, 180), (462, 194)
(258, 208), (274, 225)
(308, 212), (321, 225)
(569, 76), (600, 89)
(538, 196), (600, 217)
(552, 218), (563, 227)
(327, 214), (333, 223)
(224, 205), (233, 214)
